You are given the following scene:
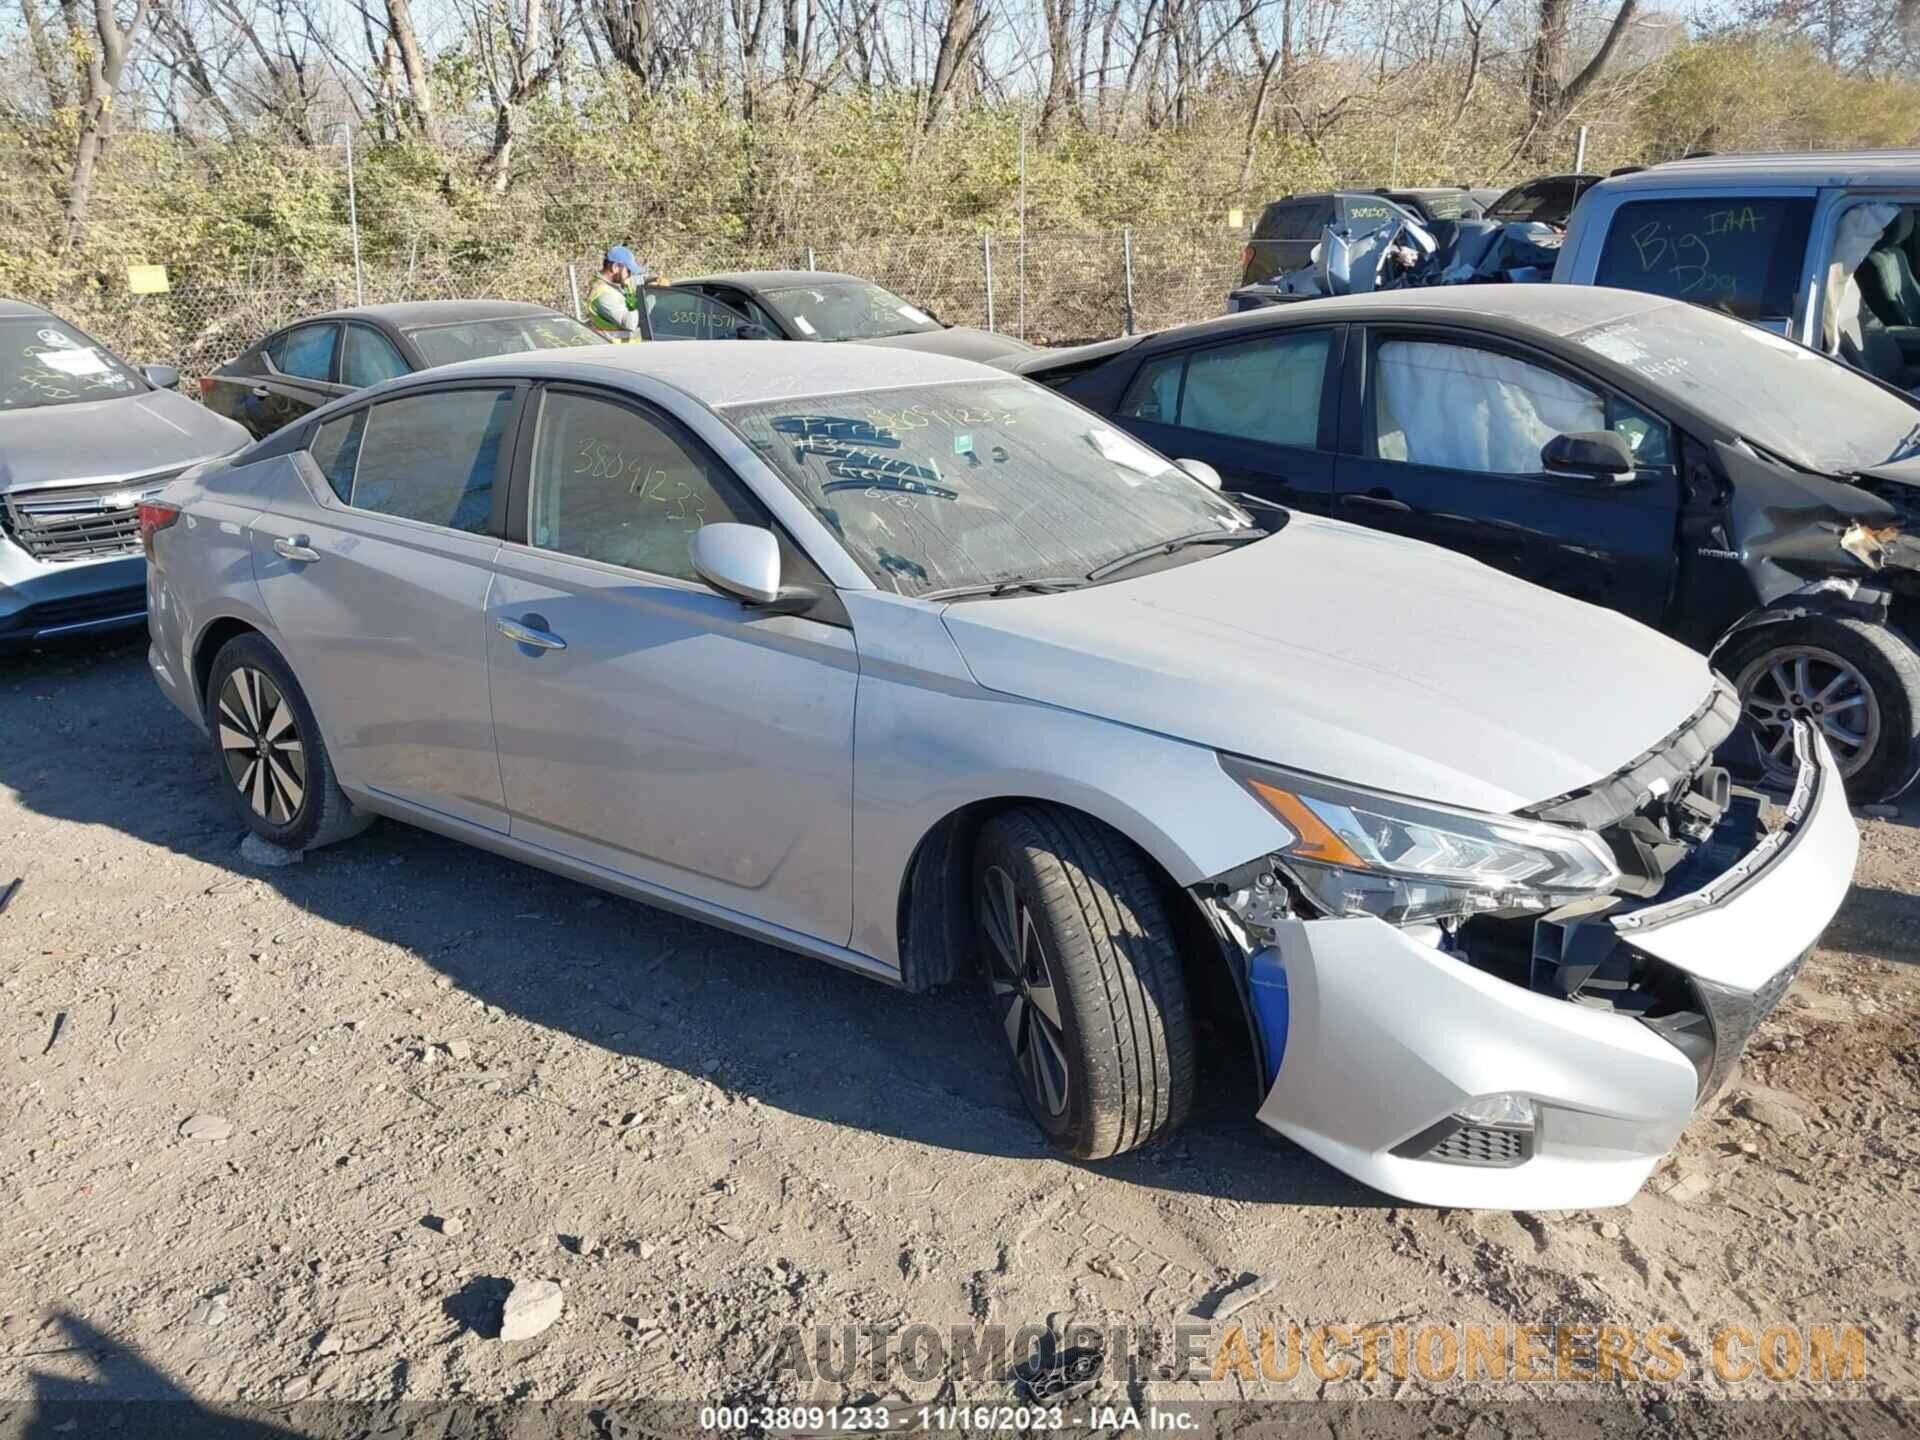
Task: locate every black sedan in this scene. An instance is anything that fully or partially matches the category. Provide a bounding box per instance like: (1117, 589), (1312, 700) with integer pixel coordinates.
(1012, 285), (1920, 801)
(670, 271), (1035, 363)
(201, 300), (602, 440)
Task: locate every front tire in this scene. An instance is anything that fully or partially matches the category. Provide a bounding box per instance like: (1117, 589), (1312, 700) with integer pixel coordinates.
(972, 806), (1194, 1160)
(1722, 617), (1920, 803)
(205, 633), (370, 851)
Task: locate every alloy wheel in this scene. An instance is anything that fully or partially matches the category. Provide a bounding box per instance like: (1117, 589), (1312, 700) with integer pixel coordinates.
(216, 666), (308, 825)
(1736, 644), (1881, 782)
(978, 865), (1071, 1118)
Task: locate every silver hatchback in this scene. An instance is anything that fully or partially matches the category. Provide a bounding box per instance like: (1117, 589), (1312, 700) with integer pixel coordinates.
(143, 343), (1857, 1209)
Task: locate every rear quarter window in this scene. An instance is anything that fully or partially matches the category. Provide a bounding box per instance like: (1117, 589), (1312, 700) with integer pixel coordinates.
(1591, 197), (1814, 322)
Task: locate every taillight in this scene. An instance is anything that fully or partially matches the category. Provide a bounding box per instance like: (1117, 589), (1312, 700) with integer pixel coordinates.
(1242, 244), (1254, 269)
(137, 500), (182, 562)
(196, 376), (216, 397)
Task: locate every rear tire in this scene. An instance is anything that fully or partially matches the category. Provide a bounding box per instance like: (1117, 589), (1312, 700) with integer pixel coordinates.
(205, 633), (370, 851)
(1721, 617), (1920, 804)
(972, 806), (1194, 1160)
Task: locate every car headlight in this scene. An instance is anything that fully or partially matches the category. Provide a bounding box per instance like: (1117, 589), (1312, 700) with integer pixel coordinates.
(1221, 756), (1622, 926)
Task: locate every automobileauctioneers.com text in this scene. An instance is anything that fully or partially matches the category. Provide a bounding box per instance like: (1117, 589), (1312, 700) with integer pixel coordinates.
(765, 1320), (1870, 1387)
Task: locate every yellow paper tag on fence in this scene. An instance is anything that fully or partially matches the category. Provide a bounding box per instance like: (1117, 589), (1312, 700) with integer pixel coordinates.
(1227, 208), (1245, 229)
(127, 265), (170, 295)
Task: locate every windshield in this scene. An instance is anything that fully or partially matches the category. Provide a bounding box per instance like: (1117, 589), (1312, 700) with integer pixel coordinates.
(0, 317), (145, 410)
(405, 315), (602, 368)
(759, 281), (946, 342)
(724, 378), (1255, 597)
(1489, 177), (1593, 225)
(1568, 303), (1920, 473)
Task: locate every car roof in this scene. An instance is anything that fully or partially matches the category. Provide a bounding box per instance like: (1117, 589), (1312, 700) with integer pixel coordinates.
(1161, 284), (1687, 345)
(1596, 149), (1920, 190)
(675, 271), (865, 292)
(0, 298), (56, 320)
(426, 338), (1009, 406)
(301, 299), (568, 328)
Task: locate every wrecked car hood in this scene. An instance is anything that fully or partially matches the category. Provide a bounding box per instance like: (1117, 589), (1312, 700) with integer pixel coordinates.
(1719, 441), (1920, 606)
(854, 327), (1037, 363)
(941, 514), (1717, 816)
(0, 389), (248, 492)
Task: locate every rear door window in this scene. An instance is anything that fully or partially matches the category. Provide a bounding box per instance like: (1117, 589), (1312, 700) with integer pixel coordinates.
(1592, 197), (1814, 322)
(335, 388), (516, 533)
(1117, 331), (1332, 449)
(268, 324), (338, 382)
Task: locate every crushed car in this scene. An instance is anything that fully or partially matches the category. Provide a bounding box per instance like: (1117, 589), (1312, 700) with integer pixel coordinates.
(1228, 190), (1564, 308)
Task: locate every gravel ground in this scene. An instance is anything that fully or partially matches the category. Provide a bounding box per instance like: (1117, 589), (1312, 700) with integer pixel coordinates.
(3, 634), (1918, 1420)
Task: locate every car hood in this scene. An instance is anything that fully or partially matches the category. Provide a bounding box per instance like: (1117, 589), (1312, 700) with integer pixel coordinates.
(0, 389), (249, 493)
(939, 514), (1717, 815)
(853, 327), (1037, 362)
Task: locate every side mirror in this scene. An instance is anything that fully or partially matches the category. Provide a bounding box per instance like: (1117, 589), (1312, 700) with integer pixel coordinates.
(1542, 430), (1635, 480)
(144, 363), (181, 389)
(736, 323), (773, 340)
(691, 522), (782, 605)
(1176, 458), (1223, 491)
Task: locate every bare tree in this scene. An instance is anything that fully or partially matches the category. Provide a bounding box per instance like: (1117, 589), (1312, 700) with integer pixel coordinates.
(64, 0), (151, 244)
(1036, 0), (1073, 140)
(1524, 0), (1640, 147)
(385, 0), (441, 140)
(924, 0), (989, 128)
(473, 0), (560, 190)
(20, 0), (75, 109)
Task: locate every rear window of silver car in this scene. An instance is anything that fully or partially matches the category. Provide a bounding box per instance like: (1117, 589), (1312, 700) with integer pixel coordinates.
(723, 378), (1253, 598)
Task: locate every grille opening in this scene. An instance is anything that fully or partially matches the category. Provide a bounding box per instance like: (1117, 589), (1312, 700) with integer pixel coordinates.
(1, 476), (176, 563)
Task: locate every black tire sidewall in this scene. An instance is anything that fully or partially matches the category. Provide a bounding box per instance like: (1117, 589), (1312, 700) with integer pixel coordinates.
(205, 635), (331, 850)
(1722, 618), (1920, 803)
(971, 825), (1098, 1149)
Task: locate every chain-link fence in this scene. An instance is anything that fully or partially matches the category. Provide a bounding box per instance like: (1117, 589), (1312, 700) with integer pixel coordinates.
(28, 226), (1247, 381)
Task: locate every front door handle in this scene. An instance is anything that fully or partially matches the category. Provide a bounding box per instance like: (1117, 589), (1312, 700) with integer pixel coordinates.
(272, 535), (320, 563)
(250, 385), (271, 400)
(1340, 491), (1412, 514)
(496, 615), (567, 651)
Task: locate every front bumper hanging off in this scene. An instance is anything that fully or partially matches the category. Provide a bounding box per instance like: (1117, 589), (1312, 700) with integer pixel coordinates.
(1235, 726), (1857, 1210)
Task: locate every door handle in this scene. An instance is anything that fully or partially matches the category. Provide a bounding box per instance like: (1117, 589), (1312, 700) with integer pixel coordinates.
(1340, 491), (1412, 514)
(496, 615), (567, 651)
(272, 535), (320, 563)
(250, 385), (271, 400)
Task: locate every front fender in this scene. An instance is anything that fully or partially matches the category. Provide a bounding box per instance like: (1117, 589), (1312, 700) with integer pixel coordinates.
(844, 596), (1287, 968)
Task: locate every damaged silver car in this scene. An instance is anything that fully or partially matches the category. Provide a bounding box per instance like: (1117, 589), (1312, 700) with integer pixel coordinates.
(2, 299), (250, 649)
(143, 343), (1856, 1209)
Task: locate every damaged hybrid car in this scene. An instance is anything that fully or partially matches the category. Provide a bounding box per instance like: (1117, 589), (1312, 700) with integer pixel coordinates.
(1014, 285), (1920, 802)
(143, 343), (1856, 1209)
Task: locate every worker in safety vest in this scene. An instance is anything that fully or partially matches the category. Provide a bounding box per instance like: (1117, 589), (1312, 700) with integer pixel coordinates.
(585, 245), (651, 342)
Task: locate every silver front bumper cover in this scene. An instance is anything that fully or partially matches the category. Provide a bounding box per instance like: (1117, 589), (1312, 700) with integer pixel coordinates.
(1248, 727), (1857, 1210)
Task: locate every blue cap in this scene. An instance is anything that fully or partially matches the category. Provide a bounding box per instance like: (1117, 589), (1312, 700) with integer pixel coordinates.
(605, 245), (642, 273)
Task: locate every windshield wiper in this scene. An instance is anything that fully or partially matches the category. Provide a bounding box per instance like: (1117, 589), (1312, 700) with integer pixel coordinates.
(921, 576), (1091, 603)
(1085, 528), (1268, 582)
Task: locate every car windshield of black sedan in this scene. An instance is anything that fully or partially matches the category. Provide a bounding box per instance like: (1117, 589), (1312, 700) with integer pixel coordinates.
(758, 281), (947, 341)
(404, 315), (602, 368)
(1568, 302), (1920, 473)
(0, 317), (144, 410)
(724, 378), (1255, 597)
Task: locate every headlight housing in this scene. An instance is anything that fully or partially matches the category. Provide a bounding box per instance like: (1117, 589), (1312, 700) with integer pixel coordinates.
(1221, 756), (1622, 926)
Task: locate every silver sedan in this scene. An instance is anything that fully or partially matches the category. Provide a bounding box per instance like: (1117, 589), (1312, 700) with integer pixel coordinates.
(142, 343), (1856, 1209)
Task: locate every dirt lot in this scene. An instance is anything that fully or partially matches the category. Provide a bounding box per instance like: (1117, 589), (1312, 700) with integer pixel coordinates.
(3, 634), (1919, 1422)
